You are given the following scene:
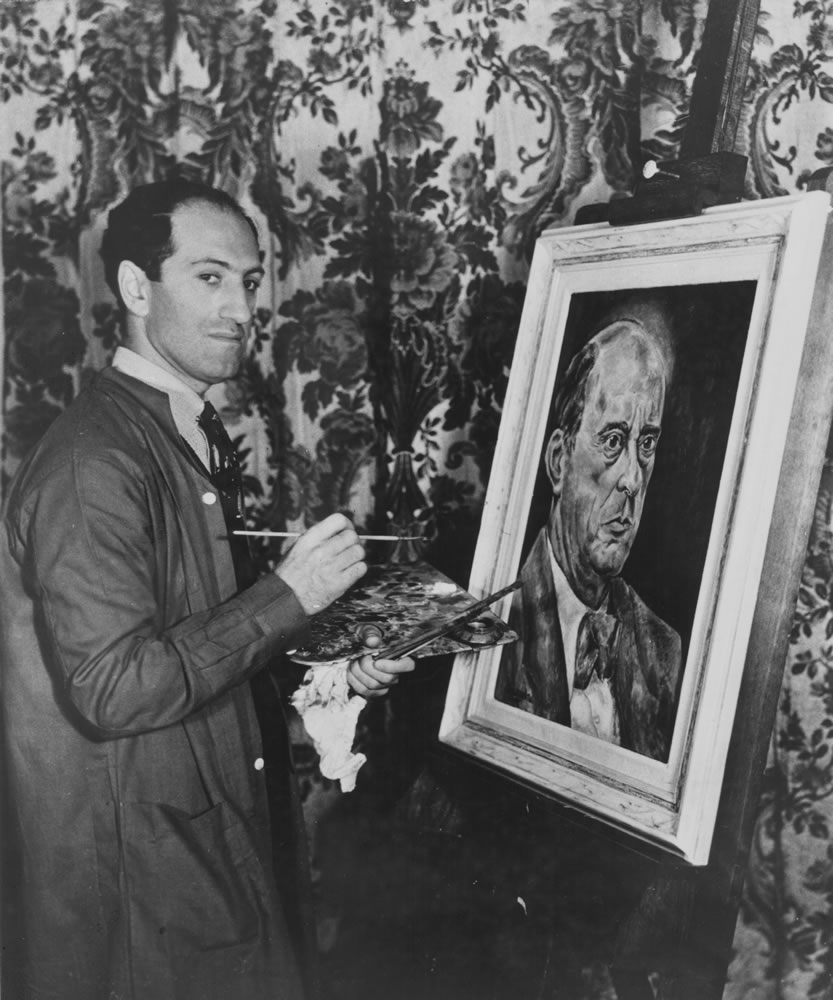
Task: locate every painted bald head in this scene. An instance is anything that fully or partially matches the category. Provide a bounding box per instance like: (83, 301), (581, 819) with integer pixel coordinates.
(545, 320), (670, 603)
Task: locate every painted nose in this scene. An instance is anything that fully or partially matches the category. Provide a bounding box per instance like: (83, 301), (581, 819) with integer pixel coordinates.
(617, 442), (642, 498)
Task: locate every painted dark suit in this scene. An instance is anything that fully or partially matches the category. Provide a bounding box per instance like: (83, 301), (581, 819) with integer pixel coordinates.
(495, 529), (682, 762)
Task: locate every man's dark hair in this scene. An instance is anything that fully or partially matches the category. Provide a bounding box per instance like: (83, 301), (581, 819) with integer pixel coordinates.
(100, 177), (260, 306)
(551, 340), (599, 452)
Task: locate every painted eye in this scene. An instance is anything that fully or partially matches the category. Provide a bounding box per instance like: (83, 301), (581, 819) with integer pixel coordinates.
(639, 433), (659, 460)
(601, 430), (626, 460)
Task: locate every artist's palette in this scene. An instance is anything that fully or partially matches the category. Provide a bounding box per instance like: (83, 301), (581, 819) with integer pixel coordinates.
(289, 560), (517, 666)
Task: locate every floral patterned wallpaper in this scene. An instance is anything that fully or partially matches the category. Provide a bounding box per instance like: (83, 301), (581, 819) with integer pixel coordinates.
(3, 1), (833, 996)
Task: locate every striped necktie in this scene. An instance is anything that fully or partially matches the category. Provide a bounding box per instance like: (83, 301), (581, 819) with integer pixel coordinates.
(197, 401), (255, 590)
(573, 608), (619, 690)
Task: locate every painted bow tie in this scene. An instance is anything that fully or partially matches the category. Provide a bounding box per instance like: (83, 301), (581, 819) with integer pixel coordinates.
(573, 608), (620, 690)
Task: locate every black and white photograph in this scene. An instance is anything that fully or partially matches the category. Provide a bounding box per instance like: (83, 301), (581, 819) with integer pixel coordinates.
(6, 3), (833, 1000)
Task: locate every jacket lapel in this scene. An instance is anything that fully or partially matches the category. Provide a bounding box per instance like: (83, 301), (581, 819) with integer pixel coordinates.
(521, 530), (571, 724)
(99, 369), (238, 612)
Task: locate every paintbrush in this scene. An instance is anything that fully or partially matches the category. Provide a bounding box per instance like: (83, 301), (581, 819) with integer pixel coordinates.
(233, 530), (423, 541)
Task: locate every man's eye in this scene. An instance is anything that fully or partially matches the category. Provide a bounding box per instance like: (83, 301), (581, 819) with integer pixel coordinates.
(601, 431), (625, 458)
(244, 278), (261, 294)
(639, 433), (659, 458)
(199, 273), (220, 285)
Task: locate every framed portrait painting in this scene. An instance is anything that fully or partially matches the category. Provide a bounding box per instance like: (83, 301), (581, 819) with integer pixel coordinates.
(439, 192), (832, 865)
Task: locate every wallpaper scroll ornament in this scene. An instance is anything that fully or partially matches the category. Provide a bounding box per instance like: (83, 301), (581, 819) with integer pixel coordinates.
(1, 0), (706, 544)
(4, 2), (833, 996)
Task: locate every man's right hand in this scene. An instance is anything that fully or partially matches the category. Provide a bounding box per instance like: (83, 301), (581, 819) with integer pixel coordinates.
(274, 513), (367, 615)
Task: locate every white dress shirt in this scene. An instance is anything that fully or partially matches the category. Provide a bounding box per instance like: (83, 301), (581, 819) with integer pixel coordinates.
(111, 347), (211, 470)
(547, 537), (621, 745)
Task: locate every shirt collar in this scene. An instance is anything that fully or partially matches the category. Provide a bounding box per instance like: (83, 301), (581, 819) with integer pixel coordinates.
(111, 347), (212, 468)
(112, 347), (204, 423)
(547, 535), (591, 637)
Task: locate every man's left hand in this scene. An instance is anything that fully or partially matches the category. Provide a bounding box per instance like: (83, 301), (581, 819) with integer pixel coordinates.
(347, 655), (415, 698)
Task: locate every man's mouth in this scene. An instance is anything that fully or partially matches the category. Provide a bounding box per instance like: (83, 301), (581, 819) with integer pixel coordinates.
(209, 330), (245, 342)
(604, 515), (633, 535)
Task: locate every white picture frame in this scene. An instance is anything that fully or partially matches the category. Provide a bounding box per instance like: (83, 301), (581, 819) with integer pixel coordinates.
(439, 192), (832, 865)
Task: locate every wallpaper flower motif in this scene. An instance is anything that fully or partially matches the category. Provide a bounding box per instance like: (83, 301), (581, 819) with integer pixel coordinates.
(3, 1), (833, 997)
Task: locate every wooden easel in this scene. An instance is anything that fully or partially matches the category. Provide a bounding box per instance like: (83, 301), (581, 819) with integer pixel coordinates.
(577, 0), (758, 228)
(571, 3), (828, 997)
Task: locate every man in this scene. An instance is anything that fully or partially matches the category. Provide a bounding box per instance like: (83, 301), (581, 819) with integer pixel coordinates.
(495, 317), (682, 762)
(0, 178), (413, 1000)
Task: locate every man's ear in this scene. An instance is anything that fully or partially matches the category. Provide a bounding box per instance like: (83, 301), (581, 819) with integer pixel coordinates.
(117, 260), (151, 318)
(545, 428), (565, 499)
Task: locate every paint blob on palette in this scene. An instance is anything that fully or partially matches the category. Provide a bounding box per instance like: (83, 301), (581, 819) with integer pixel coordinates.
(289, 560), (519, 666)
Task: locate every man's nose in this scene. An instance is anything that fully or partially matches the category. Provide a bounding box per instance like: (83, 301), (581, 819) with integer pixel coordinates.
(220, 281), (254, 325)
(616, 442), (642, 498)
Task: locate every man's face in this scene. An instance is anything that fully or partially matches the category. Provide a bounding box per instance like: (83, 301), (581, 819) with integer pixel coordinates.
(135, 200), (264, 395)
(548, 329), (666, 597)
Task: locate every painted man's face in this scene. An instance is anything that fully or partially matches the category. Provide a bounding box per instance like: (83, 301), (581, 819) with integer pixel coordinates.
(548, 327), (667, 600)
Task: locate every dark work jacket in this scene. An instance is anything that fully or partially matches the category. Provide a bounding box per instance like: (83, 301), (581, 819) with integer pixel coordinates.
(0, 369), (316, 1000)
(494, 528), (682, 762)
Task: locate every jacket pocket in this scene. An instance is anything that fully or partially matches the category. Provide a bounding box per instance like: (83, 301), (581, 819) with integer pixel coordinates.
(121, 800), (264, 953)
